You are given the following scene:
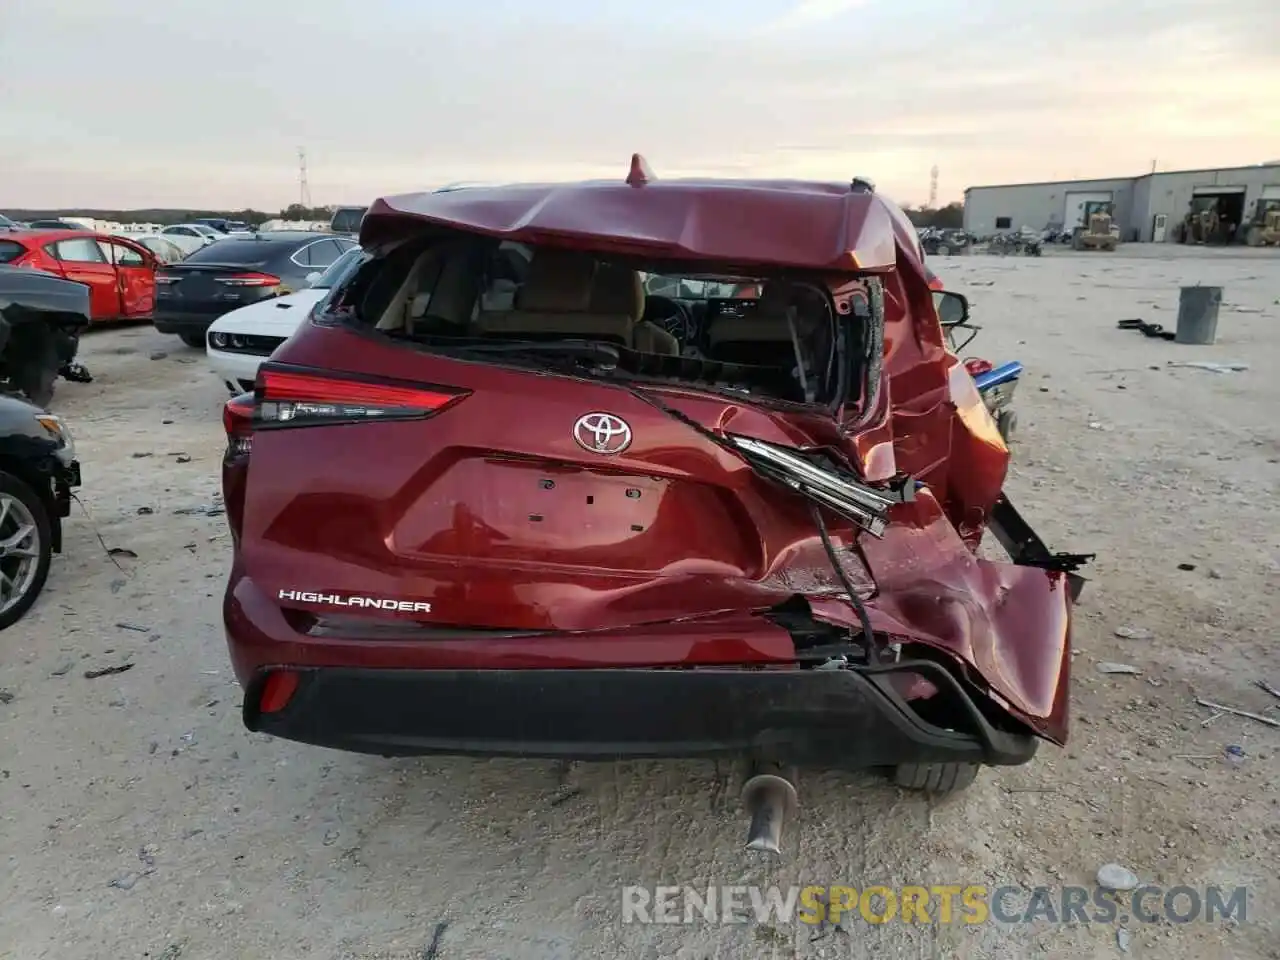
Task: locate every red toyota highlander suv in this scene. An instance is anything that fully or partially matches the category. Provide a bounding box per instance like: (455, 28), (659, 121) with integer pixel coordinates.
(220, 159), (1088, 838)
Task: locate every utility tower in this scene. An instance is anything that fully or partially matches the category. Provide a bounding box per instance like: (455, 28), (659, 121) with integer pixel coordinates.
(929, 164), (939, 209)
(298, 147), (311, 208)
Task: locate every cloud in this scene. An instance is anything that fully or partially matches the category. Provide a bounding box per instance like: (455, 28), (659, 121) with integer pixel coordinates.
(0, 0), (1276, 209)
(773, 0), (873, 25)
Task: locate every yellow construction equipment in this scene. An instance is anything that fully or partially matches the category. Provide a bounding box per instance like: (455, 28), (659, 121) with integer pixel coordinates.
(1245, 200), (1280, 246)
(1072, 205), (1118, 251)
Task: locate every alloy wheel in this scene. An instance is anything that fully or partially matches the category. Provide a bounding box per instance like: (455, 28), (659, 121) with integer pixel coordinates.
(0, 493), (41, 616)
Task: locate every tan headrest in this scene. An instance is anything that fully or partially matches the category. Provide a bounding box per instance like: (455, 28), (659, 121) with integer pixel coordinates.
(589, 263), (644, 320)
(517, 249), (596, 312)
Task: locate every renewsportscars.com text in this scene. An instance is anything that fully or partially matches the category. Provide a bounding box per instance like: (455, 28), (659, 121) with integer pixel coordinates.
(621, 884), (1248, 926)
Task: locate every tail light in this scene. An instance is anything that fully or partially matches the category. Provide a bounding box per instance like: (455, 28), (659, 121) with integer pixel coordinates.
(223, 391), (256, 458)
(255, 364), (469, 427)
(217, 272), (281, 287)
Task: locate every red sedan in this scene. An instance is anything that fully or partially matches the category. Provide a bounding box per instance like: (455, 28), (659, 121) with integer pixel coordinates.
(0, 229), (159, 323)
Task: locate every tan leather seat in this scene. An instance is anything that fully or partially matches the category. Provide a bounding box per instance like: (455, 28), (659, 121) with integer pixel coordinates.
(589, 263), (680, 356)
(376, 244), (478, 333)
(475, 249), (632, 345)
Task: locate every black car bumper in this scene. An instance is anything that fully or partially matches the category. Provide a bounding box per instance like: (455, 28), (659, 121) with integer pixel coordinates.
(152, 311), (221, 337)
(244, 662), (1039, 769)
(46, 457), (79, 552)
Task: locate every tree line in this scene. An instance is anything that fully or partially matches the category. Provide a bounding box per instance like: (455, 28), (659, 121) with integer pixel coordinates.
(1, 204), (340, 226)
(902, 202), (963, 229)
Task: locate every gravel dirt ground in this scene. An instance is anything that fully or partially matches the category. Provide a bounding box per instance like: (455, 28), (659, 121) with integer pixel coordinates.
(2, 245), (1278, 960)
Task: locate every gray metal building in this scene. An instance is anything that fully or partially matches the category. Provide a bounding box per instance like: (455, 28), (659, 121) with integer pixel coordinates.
(963, 163), (1280, 242)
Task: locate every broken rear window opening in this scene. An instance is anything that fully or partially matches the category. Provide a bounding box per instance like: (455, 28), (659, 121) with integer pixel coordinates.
(324, 238), (883, 411)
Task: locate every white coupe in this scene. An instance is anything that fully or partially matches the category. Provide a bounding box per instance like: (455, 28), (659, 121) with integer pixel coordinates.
(206, 245), (365, 395)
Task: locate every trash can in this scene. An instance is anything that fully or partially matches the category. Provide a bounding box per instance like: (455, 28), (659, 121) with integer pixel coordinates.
(1175, 286), (1222, 345)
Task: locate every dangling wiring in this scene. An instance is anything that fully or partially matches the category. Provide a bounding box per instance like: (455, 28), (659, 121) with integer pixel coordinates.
(810, 503), (879, 665)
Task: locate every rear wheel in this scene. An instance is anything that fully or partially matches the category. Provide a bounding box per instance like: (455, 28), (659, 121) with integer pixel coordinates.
(892, 762), (979, 795)
(936, 243), (952, 256)
(179, 332), (205, 349)
(0, 471), (53, 631)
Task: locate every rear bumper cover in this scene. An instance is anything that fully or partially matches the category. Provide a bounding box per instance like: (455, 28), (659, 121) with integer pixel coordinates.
(153, 311), (220, 336)
(243, 662), (1038, 768)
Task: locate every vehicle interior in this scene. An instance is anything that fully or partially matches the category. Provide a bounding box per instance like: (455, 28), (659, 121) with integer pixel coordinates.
(332, 239), (856, 406)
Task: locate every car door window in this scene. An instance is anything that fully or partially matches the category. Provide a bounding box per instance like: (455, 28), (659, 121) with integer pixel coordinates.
(51, 238), (108, 263)
(0, 240), (26, 263)
(101, 240), (146, 266)
(294, 239), (341, 268)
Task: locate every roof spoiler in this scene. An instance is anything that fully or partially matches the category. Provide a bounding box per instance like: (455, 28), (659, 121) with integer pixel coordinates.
(627, 154), (654, 187)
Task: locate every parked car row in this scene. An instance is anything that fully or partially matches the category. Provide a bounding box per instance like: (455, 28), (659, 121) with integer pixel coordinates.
(154, 232), (357, 347)
(128, 234), (190, 263)
(206, 244), (364, 393)
(0, 230), (160, 324)
(0, 264), (84, 628)
(0, 210), (364, 632)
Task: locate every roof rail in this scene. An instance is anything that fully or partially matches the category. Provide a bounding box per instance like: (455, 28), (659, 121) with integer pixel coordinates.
(434, 182), (498, 193)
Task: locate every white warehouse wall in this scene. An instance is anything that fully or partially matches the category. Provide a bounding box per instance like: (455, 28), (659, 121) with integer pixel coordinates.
(962, 178), (1134, 236)
(963, 164), (1280, 242)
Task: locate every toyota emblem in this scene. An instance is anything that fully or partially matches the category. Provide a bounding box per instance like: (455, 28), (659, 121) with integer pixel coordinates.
(573, 412), (632, 455)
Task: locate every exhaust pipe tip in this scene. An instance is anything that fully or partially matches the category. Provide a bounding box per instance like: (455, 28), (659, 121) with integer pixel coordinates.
(742, 771), (799, 855)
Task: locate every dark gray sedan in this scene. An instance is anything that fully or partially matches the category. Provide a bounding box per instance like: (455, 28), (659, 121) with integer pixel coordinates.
(152, 231), (357, 347)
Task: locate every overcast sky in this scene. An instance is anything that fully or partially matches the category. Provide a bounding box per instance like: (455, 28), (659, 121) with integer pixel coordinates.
(2, 0), (1277, 211)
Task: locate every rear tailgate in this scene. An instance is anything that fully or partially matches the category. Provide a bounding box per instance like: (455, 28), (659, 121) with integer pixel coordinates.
(238, 326), (856, 634)
(156, 261), (276, 313)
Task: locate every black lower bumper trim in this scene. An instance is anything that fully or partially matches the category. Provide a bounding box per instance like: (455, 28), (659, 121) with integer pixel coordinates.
(244, 665), (1038, 769)
(53, 464), (76, 517)
(152, 313), (219, 335)
(49, 459), (79, 551)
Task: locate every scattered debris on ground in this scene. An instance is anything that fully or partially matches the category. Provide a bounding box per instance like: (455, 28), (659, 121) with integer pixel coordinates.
(1167, 361), (1249, 373)
(1097, 662), (1141, 675)
(84, 663), (135, 680)
(5, 248), (1277, 959)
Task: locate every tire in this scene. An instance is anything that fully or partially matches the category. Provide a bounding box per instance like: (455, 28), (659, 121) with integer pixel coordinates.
(997, 409), (1018, 442)
(179, 332), (206, 349)
(0, 471), (54, 631)
(892, 762), (980, 795)
(936, 243), (952, 256)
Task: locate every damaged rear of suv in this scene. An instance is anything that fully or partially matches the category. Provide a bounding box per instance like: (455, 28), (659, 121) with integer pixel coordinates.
(221, 158), (1089, 847)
